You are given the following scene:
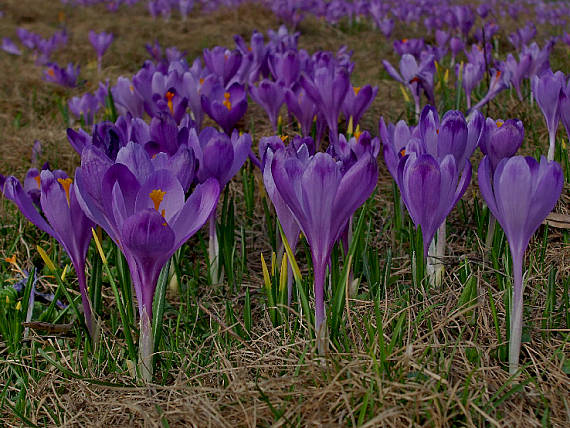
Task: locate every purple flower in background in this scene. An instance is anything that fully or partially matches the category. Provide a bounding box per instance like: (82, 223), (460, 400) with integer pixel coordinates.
(460, 62), (484, 109)
(112, 76), (145, 117)
(342, 84), (378, 129)
(449, 37), (464, 65)
(189, 127), (251, 282)
(508, 22), (536, 51)
(284, 86), (318, 137)
(522, 42), (553, 79)
(203, 47), (242, 87)
(88, 30), (114, 72)
(379, 117), (417, 182)
(532, 70), (565, 161)
(43, 62), (80, 88)
(1, 170), (96, 337)
(249, 79), (286, 131)
(504, 53), (532, 100)
(201, 82), (248, 135)
(376, 17), (394, 38)
(479, 118), (524, 172)
(75, 142), (220, 381)
(68, 93), (101, 126)
(301, 66), (350, 146)
(2, 37), (21, 55)
(268, 50), (301, 88)
(271, 149), (377, 354)
(393, 38), (425, 58)
(383, 54), (435, 119)
(469, 69), (511, 113)
(398, 152), (471, 257)
(478, 155), (562, 374)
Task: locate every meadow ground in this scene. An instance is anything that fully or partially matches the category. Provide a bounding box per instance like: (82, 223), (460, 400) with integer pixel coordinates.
(0, 0), (569, 426)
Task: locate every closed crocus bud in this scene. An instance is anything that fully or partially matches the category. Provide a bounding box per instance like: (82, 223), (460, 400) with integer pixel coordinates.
(532, 70), (565, 161)
(397, 152), (471, 258)
(478, 155), (563, 374)
(249, 79), (286, 131)
(479, 118), (524, 172)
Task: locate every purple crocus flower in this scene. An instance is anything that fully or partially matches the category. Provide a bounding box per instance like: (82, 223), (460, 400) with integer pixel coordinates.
(397, 152), (471, 258)
(504, 53), (532, 100)
(300, 66), (350, 146)
(479, 118), (524, 172)
(271, 149), (377, 354)
(112, 76), (146, 118)
(88, 30), (113, 72)
(376, 17), (394, 38)
(460, 62), (484, 109)
(249, 79), (286, 131)
(75, 142), (220, 381)
(68, 93), (101, 126)
(189, 127), (251, 282)
(379, 117), (417, 183)
(478, 155), (563, 374)
(383, 54), (435, 119)
(469, 69), (511, 114)
(531, 70), (565, 161)
(1, 170), (96, 337)
(393, 38), (425, 59)
(203, 47), (242, 88)
(449, 37), (464, 66)
(201, 82), (248, 135)
(43, 62), (80, 88)
(284, 86), (318, 137)
(342, 84), (378, 129)
(1, 37), (21, 55)
(268, 49), (301, 88)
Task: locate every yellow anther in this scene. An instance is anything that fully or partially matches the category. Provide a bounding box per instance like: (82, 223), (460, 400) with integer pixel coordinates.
(33, 175), (41, 188)
(129, 84), (134, 93)
(280, 135), (288, 142)
(224, 92), (231, 99)
(57, 178), (73, 205)
(223, 99), (232, 111)
(199, 78), (204, 85)
(149, 189), (166, 212)
(496, 120), (504, 128)
(400, 148), (406, 157)
(354, 125), (362, 140)
(402, 38), (408, 43)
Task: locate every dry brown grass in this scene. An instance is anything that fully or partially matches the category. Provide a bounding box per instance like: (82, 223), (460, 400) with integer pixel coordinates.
(0, 0), (569, 427)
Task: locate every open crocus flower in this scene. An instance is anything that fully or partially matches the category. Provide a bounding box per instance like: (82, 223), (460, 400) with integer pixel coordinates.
(271, 149), (377, 354)
(382, 54), (435, 119)
(531, 70), (565, 161)
(189, 128), (251, 282)
(1, 170), (96, 337)
(201, 82), (248, 135)
(43, 62), (80, 88)
(478, 156), (563, 374)
(397, 152), (471, 262)
(75, 142), (220, 381)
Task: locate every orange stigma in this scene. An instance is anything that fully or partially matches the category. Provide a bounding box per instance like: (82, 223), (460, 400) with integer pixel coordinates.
(280, 135), (288, 142)
(353, 86), (361, 95)
(199, 78), (204, 85)
(129, 84), (134, 93)
(33, 175), (41, 189)
(5, 255), (17, 265)
(223, 92), (232, 111)
(402, 38), (408, 43)
(47, 68), (55, 77)
(57, 178), (73, 205)
(496, 120), (504, 128)
(165, 91), (175, 114)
